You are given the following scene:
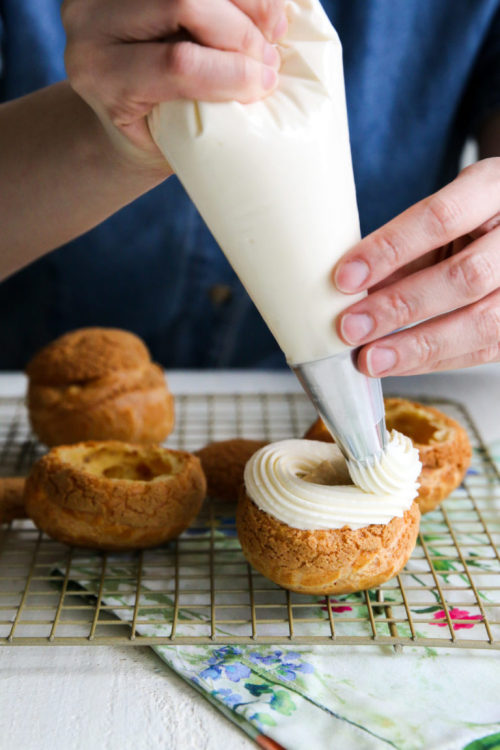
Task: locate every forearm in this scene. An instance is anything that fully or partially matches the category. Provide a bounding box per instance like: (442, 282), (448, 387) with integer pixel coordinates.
(0, 82), (172, 280)
(478, 110), (500, 158)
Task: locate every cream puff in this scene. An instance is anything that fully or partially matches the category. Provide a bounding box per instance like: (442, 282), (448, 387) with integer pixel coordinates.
(24, 441), (206, 550)
(237, 436), (421, 595)
(26, 328), (175, 446)
(196, 438), (267, 501)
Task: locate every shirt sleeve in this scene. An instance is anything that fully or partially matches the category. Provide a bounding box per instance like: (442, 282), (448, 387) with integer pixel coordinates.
(464, 5), (500, 135)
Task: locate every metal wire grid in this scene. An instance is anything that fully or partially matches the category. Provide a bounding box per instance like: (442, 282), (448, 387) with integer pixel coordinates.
(0, 392), (499, 649)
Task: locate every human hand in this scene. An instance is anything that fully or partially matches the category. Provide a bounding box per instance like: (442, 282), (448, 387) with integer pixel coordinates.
(334, 158), (500, 376)
(62, 0), (286, 163)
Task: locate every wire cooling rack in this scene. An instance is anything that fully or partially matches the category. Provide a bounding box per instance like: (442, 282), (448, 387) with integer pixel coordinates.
(0, 392), (499, 649)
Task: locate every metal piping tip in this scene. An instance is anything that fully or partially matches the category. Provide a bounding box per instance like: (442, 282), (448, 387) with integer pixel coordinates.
(293, 349), (387, 465)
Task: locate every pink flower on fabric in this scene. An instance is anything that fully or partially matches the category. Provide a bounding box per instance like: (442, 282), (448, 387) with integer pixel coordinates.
(431, 607), (483, 630)
(320, 597), (353, 613)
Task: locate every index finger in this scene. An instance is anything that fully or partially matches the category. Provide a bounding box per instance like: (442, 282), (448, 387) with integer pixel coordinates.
(334, 158), (500, 293)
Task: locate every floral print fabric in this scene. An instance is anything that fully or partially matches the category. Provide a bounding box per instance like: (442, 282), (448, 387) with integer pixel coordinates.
(65, 443), (500, 750)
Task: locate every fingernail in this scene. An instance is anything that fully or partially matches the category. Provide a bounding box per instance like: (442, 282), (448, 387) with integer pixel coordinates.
(366, 347), (397, 376)
(262, 66), (278, 90)
(335, 260), (369, 292)
(340, 313), (374, 344)
(272, 13), (288, 42)
(263, 43), (280, 69)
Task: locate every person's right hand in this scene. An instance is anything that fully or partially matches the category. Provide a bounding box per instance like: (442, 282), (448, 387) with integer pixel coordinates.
(62, 0), (287, 164)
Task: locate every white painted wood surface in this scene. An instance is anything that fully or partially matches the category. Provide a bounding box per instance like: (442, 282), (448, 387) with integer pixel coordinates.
(1, 367), (499, 750)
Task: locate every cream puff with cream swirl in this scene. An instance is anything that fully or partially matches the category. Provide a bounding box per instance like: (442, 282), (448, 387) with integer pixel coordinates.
(238, 433), (421, 595)
(244, 433), (421, 531)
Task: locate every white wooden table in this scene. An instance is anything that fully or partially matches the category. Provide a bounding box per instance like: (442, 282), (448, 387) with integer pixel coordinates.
(1, 365), (499, 750)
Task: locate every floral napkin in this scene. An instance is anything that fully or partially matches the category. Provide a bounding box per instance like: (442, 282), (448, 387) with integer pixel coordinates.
(63, 444), (500, 750)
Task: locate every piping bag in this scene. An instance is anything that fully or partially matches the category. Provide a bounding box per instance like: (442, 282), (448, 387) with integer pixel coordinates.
(148, 0), (387, 468)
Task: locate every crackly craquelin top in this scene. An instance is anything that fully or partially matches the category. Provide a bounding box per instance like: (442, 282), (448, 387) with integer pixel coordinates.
(243, 433), (421, 530)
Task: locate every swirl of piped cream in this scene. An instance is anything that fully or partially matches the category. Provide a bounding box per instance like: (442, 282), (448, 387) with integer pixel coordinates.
(348, 430), (421, 495)
(244, 433), (421, 531)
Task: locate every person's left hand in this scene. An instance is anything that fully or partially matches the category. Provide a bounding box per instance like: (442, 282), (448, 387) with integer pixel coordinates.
(334, 157), (500, 376)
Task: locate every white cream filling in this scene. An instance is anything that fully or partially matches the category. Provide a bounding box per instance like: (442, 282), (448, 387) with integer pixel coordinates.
(149, 0), (364, 366)
(243, 433), (421, 530)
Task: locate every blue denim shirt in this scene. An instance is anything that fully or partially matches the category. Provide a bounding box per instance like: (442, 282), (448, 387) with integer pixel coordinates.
(1, 0), (499, 369)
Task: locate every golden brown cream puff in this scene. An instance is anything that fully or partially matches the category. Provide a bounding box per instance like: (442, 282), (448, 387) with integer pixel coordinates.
(24, 441), (206, 550)
(26, 328), (174, 446)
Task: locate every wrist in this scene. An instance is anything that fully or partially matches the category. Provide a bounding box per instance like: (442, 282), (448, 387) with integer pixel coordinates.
(93, 108), (174, 183)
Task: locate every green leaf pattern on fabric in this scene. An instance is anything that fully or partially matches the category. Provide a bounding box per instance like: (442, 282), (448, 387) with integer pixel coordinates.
(464, 732), (500, 750)
(56, 442), (500, 750)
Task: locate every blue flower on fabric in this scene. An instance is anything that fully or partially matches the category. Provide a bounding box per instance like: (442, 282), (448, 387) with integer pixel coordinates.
(248, 649), (314, 680)
(276, 662), (314, 681)
(199, 648), (250, 684)
(184, 526), (210, 536)
(224, 662), (251, 682)
(295, 662), (314, 674)
(200, 665), (222, 680)
(214, 688), (243, 708)
(219, 517), (238, 537)
(214, 646), (242, 659)
(276, 667), (297, 681)
(249, 652), (279, 665)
